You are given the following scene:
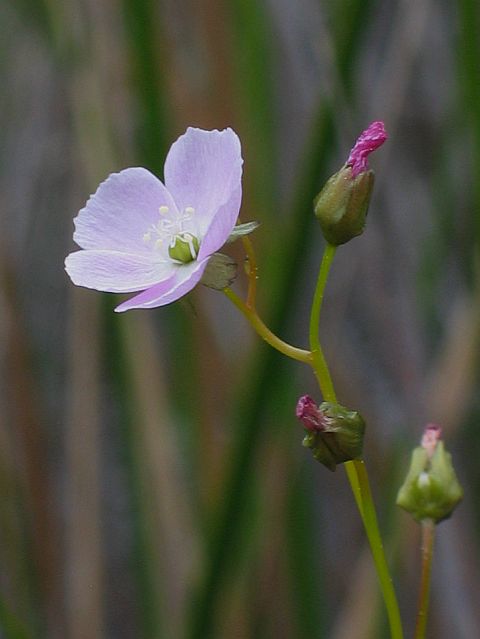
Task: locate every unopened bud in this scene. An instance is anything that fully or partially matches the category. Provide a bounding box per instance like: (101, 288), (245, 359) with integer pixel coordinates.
(396, 424), (463, 523)
(296, 395), (365, 471)
(314, 167), (374, 245)
(314, 121), (387, 246)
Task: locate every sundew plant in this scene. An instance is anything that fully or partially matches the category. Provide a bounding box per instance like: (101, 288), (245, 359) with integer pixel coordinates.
(3, 2), (480, 639)
(65, 124), (462, 639)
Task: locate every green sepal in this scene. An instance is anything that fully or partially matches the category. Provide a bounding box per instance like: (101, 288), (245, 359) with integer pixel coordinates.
(302, 402), (366, 471)
(201, 253), (237, 290)
(314, 166), (374, 245)
(312, 437), (338, 472)
(226, 221), (260, 244)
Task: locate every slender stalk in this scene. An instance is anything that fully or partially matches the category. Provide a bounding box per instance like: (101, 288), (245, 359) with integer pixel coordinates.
(241, 234), (258, 308)
(354, 460), (404, 639)
(308, 244), (366, 517)
(414, 519), (435, 639)
(308, 243), (337, 402)
(344, 461), (365, 520)
(223, 287), (311, 364)
(308, 244), (404, 639)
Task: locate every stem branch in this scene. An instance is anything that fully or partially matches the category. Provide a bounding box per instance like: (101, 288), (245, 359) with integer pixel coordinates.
(223, 288), (312, 364)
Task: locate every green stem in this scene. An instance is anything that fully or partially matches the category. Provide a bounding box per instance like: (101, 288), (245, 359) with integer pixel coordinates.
(223, 287), (312, 364)
(308, 245), (365, 516)
(308, 243), (337, 402)
(354, 460), (404, 639)
(308, 244), (404, 639)
(227, 241), (403, 637)
(414, 519), (435, 639)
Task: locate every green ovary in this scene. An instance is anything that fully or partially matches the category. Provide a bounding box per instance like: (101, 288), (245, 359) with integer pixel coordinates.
(168, 233), (200, 263)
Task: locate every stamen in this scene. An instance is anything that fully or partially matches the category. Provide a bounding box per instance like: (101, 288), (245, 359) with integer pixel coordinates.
(159, 219), (174, 233)
(143, 205), (199, 260)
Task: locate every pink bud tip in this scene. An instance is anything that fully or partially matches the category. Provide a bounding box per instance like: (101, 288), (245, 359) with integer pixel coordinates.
(296, 395), (324, 431)
(346, 121), (387, 177)
(421, 423), (442, 459)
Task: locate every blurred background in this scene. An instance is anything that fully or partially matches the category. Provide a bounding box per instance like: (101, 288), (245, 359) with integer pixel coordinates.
(1, 0), (480, 637)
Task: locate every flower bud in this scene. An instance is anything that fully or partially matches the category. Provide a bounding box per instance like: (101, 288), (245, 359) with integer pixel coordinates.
(396, 424), (463, 523)
(296, 395), (365, 471)
(314, 121), (387, 246)
(314, 167), (374, 245)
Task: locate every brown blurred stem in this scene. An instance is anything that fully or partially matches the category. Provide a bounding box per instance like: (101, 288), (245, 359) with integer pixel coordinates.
(414, 519), (436, 639)
(242, 234), (258, 308)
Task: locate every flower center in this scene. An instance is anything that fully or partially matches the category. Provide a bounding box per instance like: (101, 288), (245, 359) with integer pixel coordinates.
(143, 205), (200, 263)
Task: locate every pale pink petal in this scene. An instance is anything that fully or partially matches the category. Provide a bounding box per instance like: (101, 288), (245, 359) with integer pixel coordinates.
(115, 259), (209, 312)
(197, 186), (242, 261)
(73, 168), (178, 254)
(164, 128), (243, 239)
(65, 250), (175, 293)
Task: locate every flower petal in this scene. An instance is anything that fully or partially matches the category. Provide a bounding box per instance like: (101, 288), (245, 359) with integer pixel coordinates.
(115, 258), (209, 312)
(73, 168), (178, 253)
(65, 250), (175, 293)
(164, 128), (243, 241)
(196, 186), (242, 260)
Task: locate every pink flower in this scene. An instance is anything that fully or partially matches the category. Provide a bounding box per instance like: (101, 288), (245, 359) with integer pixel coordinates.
(65, 127), (243, 312)
(346, 121), (387, 177)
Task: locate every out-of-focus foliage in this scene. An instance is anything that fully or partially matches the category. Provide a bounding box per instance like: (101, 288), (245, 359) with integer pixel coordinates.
(1, 1), (479, 638)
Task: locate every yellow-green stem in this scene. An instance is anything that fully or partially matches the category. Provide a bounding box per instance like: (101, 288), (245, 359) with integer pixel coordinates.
(223, 288), (312, 364)
(226, 241), (403, 638)
(354, 460), (404, 639)
(414, 519), (435, 639)
(308, 243), (337, 402)
(308, 243), (403, 639)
